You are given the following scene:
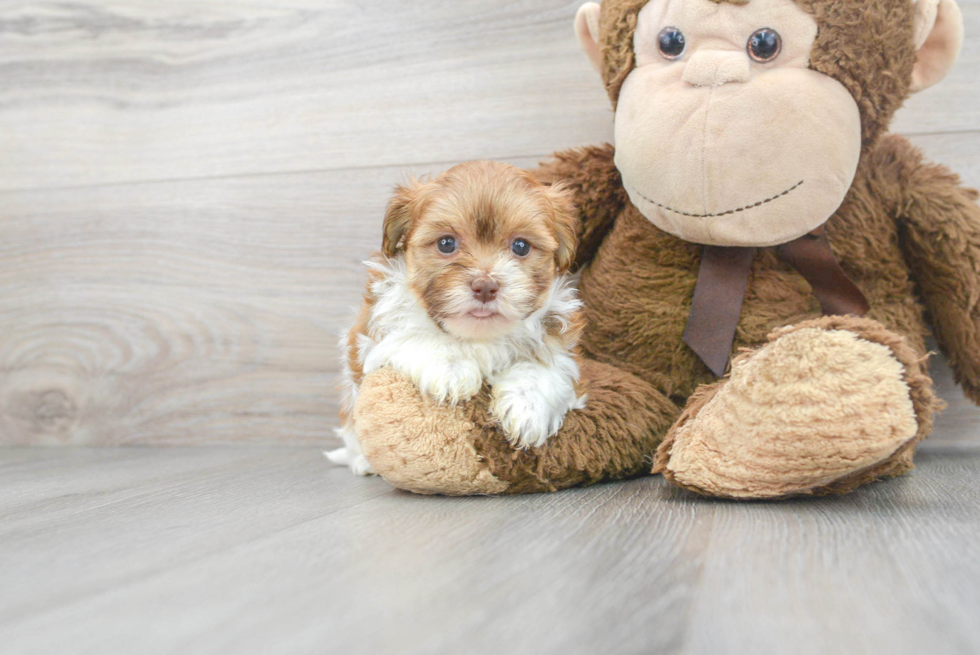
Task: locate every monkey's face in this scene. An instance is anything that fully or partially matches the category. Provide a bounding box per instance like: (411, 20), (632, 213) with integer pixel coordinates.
(613, 0), (862, 247)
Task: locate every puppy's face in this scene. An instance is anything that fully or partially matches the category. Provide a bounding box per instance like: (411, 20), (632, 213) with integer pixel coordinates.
(382, 161), (577, 340)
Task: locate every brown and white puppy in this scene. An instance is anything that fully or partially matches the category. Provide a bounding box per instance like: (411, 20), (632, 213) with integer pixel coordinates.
(327, 161), (586, 475)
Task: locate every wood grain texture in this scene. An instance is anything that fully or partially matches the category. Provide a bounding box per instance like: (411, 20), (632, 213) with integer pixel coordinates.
(0, 158), (539, 445)
(0, 0), (978, 445)
(1, 447), (979, 654)
(0, 0), (613, 191)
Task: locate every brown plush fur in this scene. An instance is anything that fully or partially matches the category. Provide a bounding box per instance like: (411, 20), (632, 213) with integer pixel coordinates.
(357, 132), (979, 496)
(535, 134), (976, 406)
(352, 0), (980, 498)
(356, 359), (678, 495)
(533, 145), (628, 271)
(527, 133), (977, 498)
(897, 155), (980, 403)
(470, 359), (678, 492)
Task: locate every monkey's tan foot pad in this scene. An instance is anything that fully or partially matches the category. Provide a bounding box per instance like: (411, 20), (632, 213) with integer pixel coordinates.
(653, 316), (942, 499)
(353, 367), (510, 496)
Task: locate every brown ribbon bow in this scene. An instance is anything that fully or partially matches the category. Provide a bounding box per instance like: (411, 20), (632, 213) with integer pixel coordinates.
(682, 225), (870, 377)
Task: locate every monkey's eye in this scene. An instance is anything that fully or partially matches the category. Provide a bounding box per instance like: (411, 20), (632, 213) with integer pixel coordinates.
(747, 28), (781, 63)
(658, 27), (686, 60)
(437, 236), (457, 254)
(511, 239), (531, 257)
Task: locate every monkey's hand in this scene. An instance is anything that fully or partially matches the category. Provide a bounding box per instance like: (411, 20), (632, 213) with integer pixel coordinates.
(896, 138), (980, 405)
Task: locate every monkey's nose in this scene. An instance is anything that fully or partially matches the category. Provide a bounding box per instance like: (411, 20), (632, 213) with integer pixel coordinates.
(471, 277), (499, 303)
(682, 51), (751, 87)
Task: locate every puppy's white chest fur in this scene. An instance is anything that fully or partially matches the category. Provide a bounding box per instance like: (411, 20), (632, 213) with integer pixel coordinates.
(328, 256), (586, 474)
(361, 257), (580, 399)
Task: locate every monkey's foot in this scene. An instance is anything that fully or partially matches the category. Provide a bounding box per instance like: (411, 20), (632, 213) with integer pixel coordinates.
(653, 316), (943, 499)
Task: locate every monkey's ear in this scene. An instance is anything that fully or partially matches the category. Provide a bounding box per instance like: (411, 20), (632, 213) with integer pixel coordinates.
(575, 3), (603, 74)
(545, 183), (579, 272)
(910, 0), (964, 92)
(382, 180), (423, 258)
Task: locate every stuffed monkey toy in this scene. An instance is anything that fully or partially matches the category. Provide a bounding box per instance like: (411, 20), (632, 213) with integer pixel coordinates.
(351, 0), (979, 498)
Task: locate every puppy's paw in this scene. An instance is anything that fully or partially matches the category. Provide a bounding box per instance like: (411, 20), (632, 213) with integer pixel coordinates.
(324, 447), (352, 466)
(490, 387), (566, 450)
(350, 454), (376, 476)
(417, 359), (483, 406)
(324, 448), (376, 476)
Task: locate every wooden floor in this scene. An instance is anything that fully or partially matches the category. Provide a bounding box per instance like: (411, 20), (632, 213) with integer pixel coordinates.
(1, 445), (979, 655)
(2, 1), (980, 653)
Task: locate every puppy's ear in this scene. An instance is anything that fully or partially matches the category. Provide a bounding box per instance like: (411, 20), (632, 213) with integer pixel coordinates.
(544, 182), (579, 272)
(382, 179), (423, 258)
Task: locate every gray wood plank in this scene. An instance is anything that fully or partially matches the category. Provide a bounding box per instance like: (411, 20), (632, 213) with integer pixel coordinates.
(0, 447), (978, 654)
(0, 157), (540, 445)
(0, 0), (612, 191)
(679, 454), (980, 655)
(927, 338), (980, 450)
(0, 447), (394, 624)
(0, 1), (976, 191)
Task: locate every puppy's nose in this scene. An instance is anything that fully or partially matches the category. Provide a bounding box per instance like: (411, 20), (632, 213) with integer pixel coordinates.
(471, 277), (499, 303)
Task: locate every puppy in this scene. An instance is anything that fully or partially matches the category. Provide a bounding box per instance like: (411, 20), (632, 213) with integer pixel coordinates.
(326, 160), (586, 476)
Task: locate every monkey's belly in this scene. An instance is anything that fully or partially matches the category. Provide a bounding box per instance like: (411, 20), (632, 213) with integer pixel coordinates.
(577, 204), (821, 402)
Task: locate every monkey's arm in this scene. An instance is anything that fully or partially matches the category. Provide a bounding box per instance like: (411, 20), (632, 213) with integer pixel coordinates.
(895, 140), (980, 404)
(533, 144), (628, 270)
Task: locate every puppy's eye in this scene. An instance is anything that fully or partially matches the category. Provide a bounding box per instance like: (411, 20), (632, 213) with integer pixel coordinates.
(658, 27), (686, 60)
(747, 28), (781, 63)
(511, 239), (531, 257)
(437, 236), (457, 254)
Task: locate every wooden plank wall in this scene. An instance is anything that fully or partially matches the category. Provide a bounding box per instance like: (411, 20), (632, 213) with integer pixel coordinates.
(0, 0), (978, 445)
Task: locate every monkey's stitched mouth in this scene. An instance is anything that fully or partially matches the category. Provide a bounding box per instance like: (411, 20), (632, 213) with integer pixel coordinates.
(628, 180), (805, 218)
